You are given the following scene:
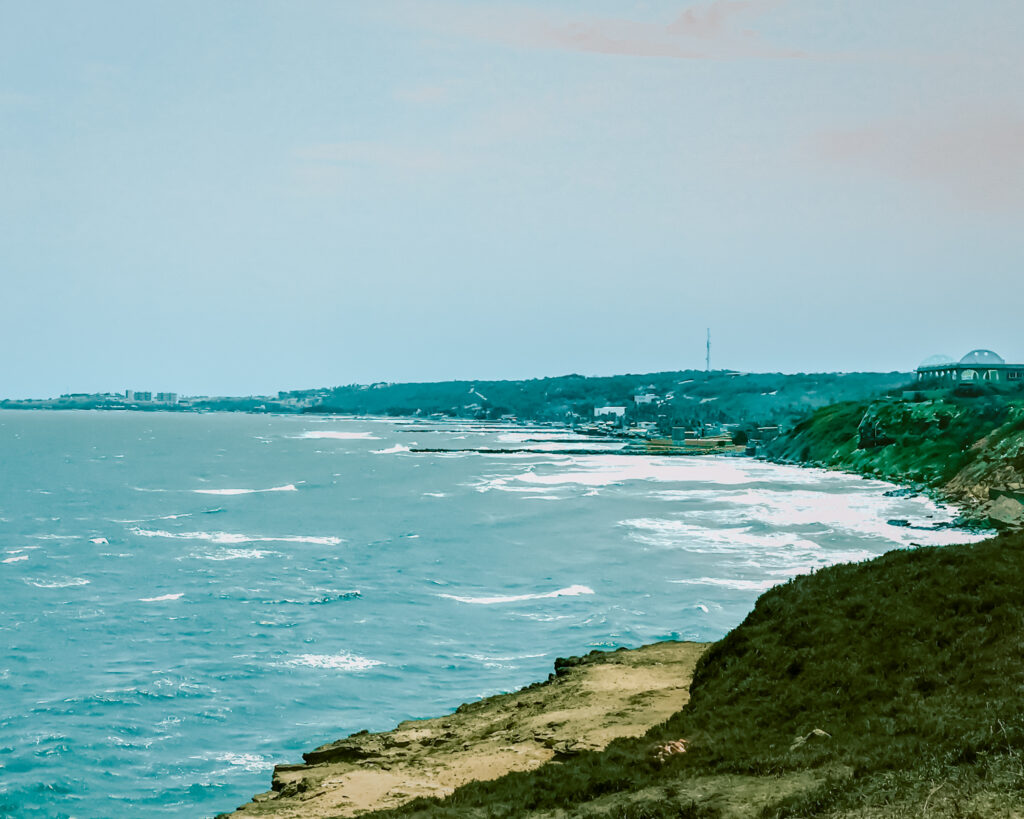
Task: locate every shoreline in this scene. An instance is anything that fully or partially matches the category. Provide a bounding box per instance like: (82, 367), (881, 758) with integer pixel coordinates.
(218, 642), (708, 818)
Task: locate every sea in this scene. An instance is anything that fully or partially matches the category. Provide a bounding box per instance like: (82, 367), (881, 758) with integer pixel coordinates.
(0, 410), (989, 818)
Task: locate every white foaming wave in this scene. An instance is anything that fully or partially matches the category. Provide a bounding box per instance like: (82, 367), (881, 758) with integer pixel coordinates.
(189, 548), (276, 561)
(129, 527), (342, 546)
(282, 652), (383, 671)
(216, 752), (268, 772)
(112, 511), (194, 523)
(89, 537), (108, 545)
(423, 492), (447, 498)
(670, 577), (779, 592)
(298, 431), (380, 440)
(139, 592), (184, 602)
(193, 484), (297, 496)
(439, 584), (594, 605)
(620, 518), (822, 553)
(480, 455), (766, 490)
(27, 577), (90, 588)
(664, 487), (989, 548)
(372, 444), (412, 454)
(3, 555), (29, 563)
(468, 652), (547, 662)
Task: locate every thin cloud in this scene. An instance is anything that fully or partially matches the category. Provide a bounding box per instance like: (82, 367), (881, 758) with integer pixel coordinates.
(813, 111), (1024, 211)
(457, 1), (804, 60)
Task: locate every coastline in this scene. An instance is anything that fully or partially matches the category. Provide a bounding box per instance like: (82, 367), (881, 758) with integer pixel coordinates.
(217, 450), (999, 817)
(218, 642), (708, 818)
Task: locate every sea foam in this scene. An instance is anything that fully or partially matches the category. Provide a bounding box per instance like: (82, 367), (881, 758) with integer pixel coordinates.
(282, 652), (382, 671)
(193, 484), (297, 496)
(139, 593), (185, 602)
(129, 527), (342, 546)
(439, 584), (594, 605)
(298, 431), (379, 440)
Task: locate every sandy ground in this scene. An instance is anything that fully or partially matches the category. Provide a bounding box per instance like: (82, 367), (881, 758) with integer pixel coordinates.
(220, 641), (708, 818)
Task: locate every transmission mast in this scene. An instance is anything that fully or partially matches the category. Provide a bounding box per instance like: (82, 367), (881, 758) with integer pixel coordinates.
(705, 328), (711, 372)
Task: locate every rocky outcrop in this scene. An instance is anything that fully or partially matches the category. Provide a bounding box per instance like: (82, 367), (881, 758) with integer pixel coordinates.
(218, 642), (708, 819)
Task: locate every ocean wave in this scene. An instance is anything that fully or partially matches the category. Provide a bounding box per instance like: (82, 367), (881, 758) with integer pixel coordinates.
(3, 555), (29, 563)
(215, 752), (268, 772)
(139, 593), (184, 602)
(89, 537), (108, 545)
(297, 431), (380, 440)
(439, 584), (594, 605)
(282, 651), (382, 671)
(189, 548), (277, 561)
(26, 577), (90, 588)
(129, 527), (342, 546)
(670, 577), (779, 592)
(193, 484), (298, 496)
(372, 443), (412, 454)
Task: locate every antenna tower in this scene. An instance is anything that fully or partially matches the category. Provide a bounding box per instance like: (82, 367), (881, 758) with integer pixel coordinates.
(706, 328), (711, 372)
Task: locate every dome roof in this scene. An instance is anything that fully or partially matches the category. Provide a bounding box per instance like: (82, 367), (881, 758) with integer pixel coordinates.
(960, 349), (1005, 365)
(919, 354), (955, 368)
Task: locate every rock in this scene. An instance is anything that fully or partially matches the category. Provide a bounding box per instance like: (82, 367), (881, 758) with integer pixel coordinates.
(986, 495), (1024, 527)
(252, 791), (278, 803)
(790, 728), (831, 752)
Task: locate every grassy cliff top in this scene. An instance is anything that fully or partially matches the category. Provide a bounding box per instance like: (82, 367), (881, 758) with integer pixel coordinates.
(373, 532), (1024, 817)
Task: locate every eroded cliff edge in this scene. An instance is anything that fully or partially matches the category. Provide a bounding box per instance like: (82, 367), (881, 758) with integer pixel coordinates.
(219, 642), (708, 819)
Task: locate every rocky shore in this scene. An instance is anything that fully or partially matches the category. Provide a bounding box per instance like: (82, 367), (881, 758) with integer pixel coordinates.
(219, 642), (708, 818)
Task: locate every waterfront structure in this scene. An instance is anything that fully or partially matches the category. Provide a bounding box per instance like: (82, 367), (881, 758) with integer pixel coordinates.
(916, 349), (1024, 384)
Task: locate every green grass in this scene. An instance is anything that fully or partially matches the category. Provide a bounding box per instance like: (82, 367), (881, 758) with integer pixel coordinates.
(765, 392), (1024, 491)
(367, 533), (1024, 818)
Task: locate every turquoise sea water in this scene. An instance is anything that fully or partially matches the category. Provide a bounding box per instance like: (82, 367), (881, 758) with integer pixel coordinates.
(0, 410), (987, 818)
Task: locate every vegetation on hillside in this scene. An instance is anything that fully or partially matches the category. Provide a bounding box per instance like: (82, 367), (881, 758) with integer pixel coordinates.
(760, 385), (1024, 529)
(371, 532), (1024, 818)
(300, 370), (908, 431)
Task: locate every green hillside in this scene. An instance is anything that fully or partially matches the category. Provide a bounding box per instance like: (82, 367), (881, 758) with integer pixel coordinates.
(763, 387), (1024, 528)
(375, 533), (1024, 818)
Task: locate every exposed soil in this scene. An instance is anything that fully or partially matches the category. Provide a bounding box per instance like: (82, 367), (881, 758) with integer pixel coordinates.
(220, 642), (708, 818)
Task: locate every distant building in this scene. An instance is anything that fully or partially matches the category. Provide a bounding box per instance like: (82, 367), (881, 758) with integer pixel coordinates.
(633, 393), (660, 405)
(132, 391), (152, 402)
(916, 349), (1024, 384)
(125, 390), (134, 401)
(155, 392), (178, 403)
(594, 406), (627, 427)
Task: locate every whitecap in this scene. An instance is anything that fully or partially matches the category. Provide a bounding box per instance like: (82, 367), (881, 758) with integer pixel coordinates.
(372, 444), (412, 454)
(215, 752), (268, 772)
(439, 584), (594, 605)
(297, 431), (380, 440)
(129, 527), (342, 546)
(423, 492), (447, 498)
(3, 555), (29, 564)
(193, 484), (297, 496)
(669, 577), (779, 592)
(188, 549), (276, 561)
(27, 577), (90, 588)
(89, 537), (108, 545)
(282, 652), (382, 671)
(139, 593), (184, 602)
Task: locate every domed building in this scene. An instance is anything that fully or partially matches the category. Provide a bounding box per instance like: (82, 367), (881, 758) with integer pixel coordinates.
(916, 349), (1024, 384)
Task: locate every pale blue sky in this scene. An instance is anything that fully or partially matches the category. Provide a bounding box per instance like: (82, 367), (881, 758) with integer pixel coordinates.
(2, 1), (1022, 397)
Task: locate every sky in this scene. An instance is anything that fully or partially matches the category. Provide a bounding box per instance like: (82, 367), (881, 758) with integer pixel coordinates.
(1, 0), (1022, 397)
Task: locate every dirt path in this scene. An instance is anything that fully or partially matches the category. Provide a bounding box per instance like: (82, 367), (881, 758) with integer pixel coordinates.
(220, 641), (708, 818)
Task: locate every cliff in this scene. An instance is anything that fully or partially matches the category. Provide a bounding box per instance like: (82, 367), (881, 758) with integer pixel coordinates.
(764, 390), (1024, 527)
(224, 532), (1024, 818)
(219, 643), (707, 818)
